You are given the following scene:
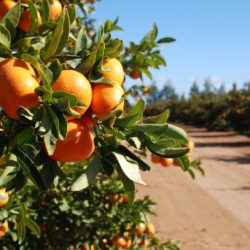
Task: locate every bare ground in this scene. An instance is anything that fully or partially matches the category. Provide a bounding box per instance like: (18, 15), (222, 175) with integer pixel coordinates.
(136, 126), (250, 250)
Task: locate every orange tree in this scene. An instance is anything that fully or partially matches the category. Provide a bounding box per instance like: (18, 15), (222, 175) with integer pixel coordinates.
(0, 0), (193, 245)
(0, 165), (180, 249)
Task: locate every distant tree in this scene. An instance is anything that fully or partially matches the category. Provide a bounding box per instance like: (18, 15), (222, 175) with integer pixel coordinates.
(189, 81), (200, 97)
(202, 78), (215, 96)
(158, 80), (178, 100)
(217, 83), (226, 95)
(146, 82), (160, 103)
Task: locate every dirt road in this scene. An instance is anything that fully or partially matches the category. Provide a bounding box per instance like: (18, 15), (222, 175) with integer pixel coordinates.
(137, 126), (250, 250)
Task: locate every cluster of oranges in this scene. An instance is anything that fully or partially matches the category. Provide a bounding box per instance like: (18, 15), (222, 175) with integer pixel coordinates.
(0, 0), (62, 32)
(82, 222), (156, 249)
(150, 140), (195, 168)
(111, 222), (155, 249)
(0, 188), (9, 238)
(0, 56), (125, 163)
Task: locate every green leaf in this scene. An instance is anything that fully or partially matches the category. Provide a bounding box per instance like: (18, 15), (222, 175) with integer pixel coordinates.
(38, 108), (51, 136)
(115, 162), (135, 205)
(23, 217), (41, 238)
(1, 1), (21, 34)
(76, 50), (96, 74)
(175, 155), (190, 171)
(0, 25), (11, 48)
(43, 7), (70, 61)
(67, 4), (76, 24)
(17, 222), (26, 244)
(43, 128), (57, 155)
(143, 110), (170, 124)
(15, 149), (47, 190)
(157, 37), (176, 44)
(116, 145), (150, 171)
(112, 152), (145, 185)
(104, 19), (123, 33)
(21, 54), (53, 90)
(126, 98), (145, 117)
(115, 99), (145, 127)
(27, 0), (39, 34)
(41, 0), (50, 23)
(71, 154), (102, 191)
(147, 141), (189, 158)
(12, 127), (35, 148)
(49, 60), (62, 84)
(164, 124), (188, 145)
(75, 28), (87, 54)
(0, 154), (19, 186)
(141, 23), (158, 43)
(48, 107), (67, 140)
(132, 124), (169, 133)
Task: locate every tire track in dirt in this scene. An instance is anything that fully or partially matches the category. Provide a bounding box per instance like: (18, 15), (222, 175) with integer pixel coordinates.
(136, 126), (250, 250)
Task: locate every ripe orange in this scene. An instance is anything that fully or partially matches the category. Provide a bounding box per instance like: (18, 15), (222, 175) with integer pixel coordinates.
(145, 223), (155, 235)
(90, 83), (124, 120)
(0, 221), (8, 238)
(109, 194), (120, 204)
(52, 70), (92, 117)
(160, 158), (174, 167)
(150, 154), (161, 164)
(132, 222), (146, 235)
(50, 120), (95, 162)
(122, 194), (129, 204)
(49, 0), (62, 21)
(0, 189), (9, 206)
(0, 0), (16, 18)
(80, 112), (94, 129)
(102, 58), (124, 85)
(0, 59), (39, 119)
(0, 58), (36, 77)
(138, 239), (150, 248)
(125, 239), (132, 248)
(112, 236), (127, 248)
(18, 8), (42, 32)
(130, 71), (140, 79)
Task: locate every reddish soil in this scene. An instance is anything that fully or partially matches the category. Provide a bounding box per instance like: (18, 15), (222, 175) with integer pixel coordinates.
(137, 126), (250, 250)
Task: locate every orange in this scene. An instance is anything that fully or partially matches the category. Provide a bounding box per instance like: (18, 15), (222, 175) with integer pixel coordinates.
(0, 188), (9, 206)
(132, 222), (146, 235)
(0, 59), (39, 119)
(160, 158), (174, 167)
(80, 112), (94, 129)
(124, 239), (132, 248)
(90, 83), (124, 120)
(150, 154), (161, 164)
(49, 0), (62, 21)
(0, 58), (36, 77)
(109, 194), (120, 204)
(0, 220), (8, 238)
(138, 239), (150, 248)
(145, 223), (155, 235)
(130, 71), (140, 79)
(50, 120), (95, 162)
(112, 236), (127, 248)
(18, 8), (42, 32)
(52, 70), (92, 117)
(102, 58), (124, 85)
(0, 0), (16, 18)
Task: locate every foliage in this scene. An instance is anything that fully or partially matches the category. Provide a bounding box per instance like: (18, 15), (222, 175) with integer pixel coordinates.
(145, 82), (250, 134)
(1, 165), (180, 250)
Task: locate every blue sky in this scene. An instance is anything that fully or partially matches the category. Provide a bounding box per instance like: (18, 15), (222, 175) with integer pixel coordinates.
(93, 0), (250, 95)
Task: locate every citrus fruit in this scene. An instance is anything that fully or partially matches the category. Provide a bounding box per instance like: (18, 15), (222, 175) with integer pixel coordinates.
(50, 120), (95, 162)
(52, 70), (92, 117)
(90, 83), (124, 120)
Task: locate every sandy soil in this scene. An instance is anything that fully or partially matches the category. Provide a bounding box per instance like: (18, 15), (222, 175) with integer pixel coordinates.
(136, 126), (250, 250)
